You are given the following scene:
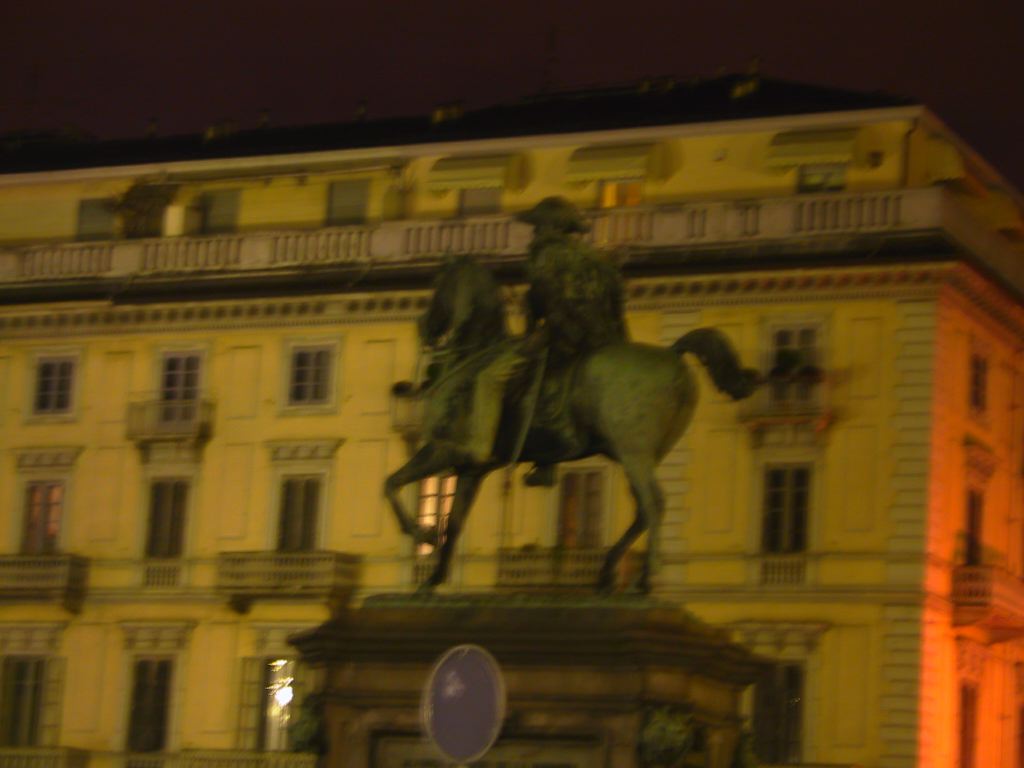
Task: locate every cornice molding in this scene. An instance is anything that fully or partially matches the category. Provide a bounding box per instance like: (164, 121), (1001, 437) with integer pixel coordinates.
(266, 439), (344, 463)
(121, 621), (195, 652)
(252, 623), (318, 656)
(0, 623), (65, 654)
(15, 446), (83, 470)
(729, 620), (830, 655)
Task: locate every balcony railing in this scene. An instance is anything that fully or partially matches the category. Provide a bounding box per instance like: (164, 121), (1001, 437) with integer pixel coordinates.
(126, 399), (214, 444)
(0, 187), (973, 285)
(217, 551), (361, 610)
(0, 748), (90, 768)
(953, 565), (1024, 637)
(116, 752), (317, 768)
(759, 555), (808, 586)
(496, 547), (641, 591)
(738, 374), (834, 437)
(0, 555), (89, 612)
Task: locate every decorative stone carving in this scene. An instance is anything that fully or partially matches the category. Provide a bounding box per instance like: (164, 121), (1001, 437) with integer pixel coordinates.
(266, 439), (344, 463)
(15, 446), (82, 470)
(729, 621), (830, 654)
(121, 622), (195, 652)
(956, 637), (986, 682)
(253, 624), (318, 656)
(0, 623), (65, 654)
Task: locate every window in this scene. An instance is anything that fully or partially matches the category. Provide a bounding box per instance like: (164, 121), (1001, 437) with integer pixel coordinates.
(160, 353), (200, 424)
(969, 353), (988, 413)
(197, 189), (241, 234)
(327, 180), (370, 226)
(288, 347), (332, 406)
(277, 477), (320, 552)
(960, 682), (978, 768)
(458, 187), (502, 217)
(753, 663), (804, 764)
(127, 658), (173, 752)
(146, 480), (187, 559)
(599, 179), (643, 208)
(768, 326), (820, 405)
(33, 357), (74, 415)
(797, 164), (846, 193)
(0, 657), (44, 746)
(238, 657), (311, 751)
(762, 466), (809, 554)
(557, 470), (603, 549)
(417, 475), (456, 556)
(965, 488), (984, 566)
(76, 198), (115, 241)
(22, 481), (63, 555)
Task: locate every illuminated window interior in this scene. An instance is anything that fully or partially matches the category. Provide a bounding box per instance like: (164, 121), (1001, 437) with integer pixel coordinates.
(22, 482), (63, 555)
(797, 164), (846, 193)
(261, 658), (295, 751)
(417, 475), (456, 556)
(599, 179), (643, 208)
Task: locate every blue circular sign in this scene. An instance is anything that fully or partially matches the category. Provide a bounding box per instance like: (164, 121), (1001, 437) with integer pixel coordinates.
(421, 644), (506, 763)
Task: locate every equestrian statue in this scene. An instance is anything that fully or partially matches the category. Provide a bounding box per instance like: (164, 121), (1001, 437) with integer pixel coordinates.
(385, 197), (759, 593)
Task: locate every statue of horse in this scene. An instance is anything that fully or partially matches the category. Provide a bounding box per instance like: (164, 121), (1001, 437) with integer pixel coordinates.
(385, 255), (758, 593)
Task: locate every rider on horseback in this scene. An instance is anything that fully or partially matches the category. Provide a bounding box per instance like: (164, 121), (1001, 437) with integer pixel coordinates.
(516, 197), (628, 484)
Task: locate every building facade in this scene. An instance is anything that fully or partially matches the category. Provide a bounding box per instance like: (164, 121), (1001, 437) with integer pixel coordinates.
(0, 75), (1022, 767)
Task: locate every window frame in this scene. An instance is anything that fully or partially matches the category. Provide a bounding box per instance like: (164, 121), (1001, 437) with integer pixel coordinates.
(551, 464), (609, 550)
(969, 351), (989, 416)
(598, 178), (644, 209)
(796, 163), (847, 193)
(152, 346), (207, 426)
(416, 474), (457, 557)
(325, 178), (371, 227)
(196, 188), (242, 235)
(28, 351), (81, 422)
(144, 478), (190, 560)
(752, 661), (805, 764)
(21, 480), (66, 556)
(280, 338), (341, 416)
(760, 464), (812, 555)
(457, 186), (503, 217)
(75, 198), (116, 242)
(273, 473), (326, 553)
(125, 656), (175, 754)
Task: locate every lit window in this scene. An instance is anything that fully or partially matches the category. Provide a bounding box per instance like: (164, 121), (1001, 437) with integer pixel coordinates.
(557, 470), (603, 549)
(238, 657), (308, 751)
(761, 466), (809, 554)
(969, 353), (988, 413)
(753, 663), (804, 763)
(278, 477), (320, 552)
(599, 179), (643, 208)
(458, 187), (502, 216)
(33, 357), (74, 415)
(797, 164), (846, 193)
(417, 475), (456, 556)
(261, 659), (295, 751)
(288, 347), (332, 406)
(22, 481), (63, 555)
(768, 327), (820, 405)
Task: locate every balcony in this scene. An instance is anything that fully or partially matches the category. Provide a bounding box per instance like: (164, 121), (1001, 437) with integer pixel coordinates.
(496, 547), (641, 591)
(738, 374), (834, 441)
(126, 399), (214, 447)
(952, 565), (1024, 640)
(758, 555), (808, 587)
(118, 752), (316, 768)
(0, 555), (89, 612)
(0, 748), (90, 768)
(0, 187), (1001, 289)
(216, 551), (361, 611)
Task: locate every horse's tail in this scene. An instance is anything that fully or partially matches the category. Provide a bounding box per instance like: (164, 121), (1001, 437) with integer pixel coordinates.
(672, 328), (760, 400)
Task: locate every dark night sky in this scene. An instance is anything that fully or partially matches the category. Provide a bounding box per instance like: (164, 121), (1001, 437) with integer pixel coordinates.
(2, 1), (1022, 187)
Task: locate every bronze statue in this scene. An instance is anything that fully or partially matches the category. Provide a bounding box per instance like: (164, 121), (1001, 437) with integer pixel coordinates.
(385, 197), (758, 593)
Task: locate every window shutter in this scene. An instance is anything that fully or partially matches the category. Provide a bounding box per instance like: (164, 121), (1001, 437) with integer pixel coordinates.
(201, 190), (241, 234)
(237, 657), (263, 750)
(38, 657), (65, 747)
(327, 181), (370, 226)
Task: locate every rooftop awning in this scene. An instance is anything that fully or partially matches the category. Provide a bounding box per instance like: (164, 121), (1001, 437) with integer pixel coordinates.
(566, 143), (654, 182)
(765, 128), (859, 168)
(426, 154), (520, 191)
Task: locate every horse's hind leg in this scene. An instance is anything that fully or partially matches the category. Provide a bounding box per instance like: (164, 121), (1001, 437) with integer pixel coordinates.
(384, 443), (460, 545)
(599, 456), (664, 594)
(423, 470), (486, 591)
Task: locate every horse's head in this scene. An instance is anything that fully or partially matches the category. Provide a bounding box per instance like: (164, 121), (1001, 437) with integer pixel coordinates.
(418, 255), (506, 350)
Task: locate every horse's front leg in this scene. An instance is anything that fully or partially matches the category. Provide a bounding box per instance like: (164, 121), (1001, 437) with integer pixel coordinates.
(384, 443), (459, 545)
(423, 470), (486, 590)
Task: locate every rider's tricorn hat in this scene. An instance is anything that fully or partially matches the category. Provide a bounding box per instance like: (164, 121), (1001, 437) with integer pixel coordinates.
(516, 196), (590, 234)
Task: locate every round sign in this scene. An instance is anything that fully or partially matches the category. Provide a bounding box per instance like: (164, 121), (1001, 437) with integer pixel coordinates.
(421, 644), (506, 763)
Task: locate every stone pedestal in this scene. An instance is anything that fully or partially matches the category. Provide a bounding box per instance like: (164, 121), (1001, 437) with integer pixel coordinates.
(292, 595), (764, 768)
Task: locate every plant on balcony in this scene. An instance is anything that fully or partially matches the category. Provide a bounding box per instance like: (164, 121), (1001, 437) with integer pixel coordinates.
(638, 706), (694, 768)
(112, 182), (179, 239)
(288, 690), (327, 755)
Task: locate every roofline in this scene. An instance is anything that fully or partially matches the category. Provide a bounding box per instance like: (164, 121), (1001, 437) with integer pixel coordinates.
(0, 105), (925, 187)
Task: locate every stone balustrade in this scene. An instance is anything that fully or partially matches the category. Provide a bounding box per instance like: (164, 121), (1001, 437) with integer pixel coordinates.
(0, 187), (968, 285)
(216, 551), (361, 610)
(0, 748), (90, 768)
(0, 554), (89, 611)
(115, 753), (316, 768)
(952, 564), (1024, 633)
(496, 547), (641, 590)
(125, 399), (215, 445)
